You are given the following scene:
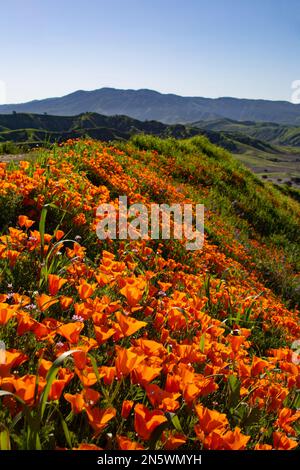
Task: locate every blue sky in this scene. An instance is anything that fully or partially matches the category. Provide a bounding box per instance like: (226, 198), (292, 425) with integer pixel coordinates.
(1, 0), (300, 103)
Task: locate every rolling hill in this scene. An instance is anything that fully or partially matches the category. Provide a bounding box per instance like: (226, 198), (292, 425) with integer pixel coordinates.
(192, 118), (300, 147)
(1, 112), (299, 188)
(0, 135), (300, 449)
(1, 87), (300, 124)
(0, 112), (276, 153)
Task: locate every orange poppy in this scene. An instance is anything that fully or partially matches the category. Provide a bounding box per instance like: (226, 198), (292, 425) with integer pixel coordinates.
(276, 408), (300, 436)
(120, 283), (144, 308)
(121, 400), (134, 419)
(85, 406), (116, 436)
(195, 404), (228, 436)
(131, 364), (162, 386)
(65, 392), (85, 414)
(77, 281), (95, 300)
(134, 404), (167, 441)
(146, 384), (180, 412)
(115, 347), (146, 378)
(74, 443), (102, 450)
(36, 293), (59, 312)
(13, 374), (46, 405)
(65, 388), (100, 414)
(116, 436), (145, 450)
(60, 296), (73, 310)
(273, 431), (298, 450)
(0, 350), (28, 377)
(115, 311), (147, 337)
(162, 431), (186, 450)
(94, 324), (115, 345)
(0, 303), (17, 325)
(18, 215), (35, 229)
(220, 427), (250, 450)
(75, 366), (103, 387)
(48, 274), (67, 296)
(57, 321), (84, 344)
(55, 229), (65, 241)
(254, 443), (273, 450)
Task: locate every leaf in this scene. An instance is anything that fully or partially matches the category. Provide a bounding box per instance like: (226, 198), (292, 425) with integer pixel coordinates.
(169, 413), (184, 433)
(88, 353), (102, 383)
(0, 425), (11, 450)
(199, 333), (205, 353)
(292, 391), (300, 409)
(56, 408), (73, 448)
(39, 205), (48, 260)
(227, 375), (240, 407)
(39, 349), (80, 420)
(0, 390), (38, 449)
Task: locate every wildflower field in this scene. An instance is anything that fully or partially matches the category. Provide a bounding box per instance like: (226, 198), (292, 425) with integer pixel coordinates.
(0, 135), (300, 450)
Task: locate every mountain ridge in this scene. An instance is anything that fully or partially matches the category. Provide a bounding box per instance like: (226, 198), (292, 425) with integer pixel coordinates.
(1, 87), (300, 124)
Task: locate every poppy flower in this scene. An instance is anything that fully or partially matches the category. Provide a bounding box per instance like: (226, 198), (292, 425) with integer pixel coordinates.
(275, 408), (300, 436)
(131, 364), (162, 386)
(48, 274), (67, 296)
(75, 366), (104, 387)
(120, 283), (144, 308)
(65, 392), (85, 414)
(116, 436), (145, 450)
(65, 388), (100, 414)
(74, 443), (102, 450)
(60, 296), (73, 310)
(162, 431), (186, 450)
(99, 366), (116, 385)
(0, 350), (28, 377)
(121, 400), (134, 419)
(94, 325), (115, 345)
(254, 443), (273, 450)
(219, 427), (250, 450)
(115, 311), (147, 337)
(13, 374), (46, 405)
(0, 304), (17, 325)
(115, 347), (146, 378)
(134, 404), (167, 441)
(195, 404), (228, 436)
(146, 384), (180, 412)
(55, 230), (65, 241)
(57, 322), (84, 344)
(36, 294), (59, 312)
(18, 215), (35, 229)
(77, 281), (95, 300)
(273, 432), (298, 450)
(85, 406), (116, 436)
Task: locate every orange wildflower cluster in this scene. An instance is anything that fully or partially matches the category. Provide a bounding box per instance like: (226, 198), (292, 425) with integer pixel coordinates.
(0, 139), (299, 450)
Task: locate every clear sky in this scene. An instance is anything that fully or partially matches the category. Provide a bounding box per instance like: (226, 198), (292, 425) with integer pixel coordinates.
(1, 0), (300, 103)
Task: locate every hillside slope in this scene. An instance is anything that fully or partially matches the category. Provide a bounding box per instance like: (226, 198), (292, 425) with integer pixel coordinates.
(1, 87), (300, 124)
(0, 136), (299, 450)
(193, 118), (300, 147)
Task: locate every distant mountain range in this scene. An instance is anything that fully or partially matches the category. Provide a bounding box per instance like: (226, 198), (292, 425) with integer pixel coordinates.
(1, 88), (300, 125)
